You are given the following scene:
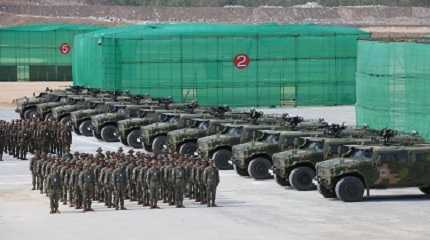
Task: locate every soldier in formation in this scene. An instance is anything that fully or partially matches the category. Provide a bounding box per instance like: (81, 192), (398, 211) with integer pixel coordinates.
(30, 148), (220, 214)
(0, 119), (72, 161)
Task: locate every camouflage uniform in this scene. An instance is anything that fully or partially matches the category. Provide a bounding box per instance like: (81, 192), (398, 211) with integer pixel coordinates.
(203, 161), (220, 207)
(79, 167), (95, 211)
(146, 162), (161, 209)
(47, 167), (62, 214)
(112, 165), (127, 210)
(173, 162), (186, 208)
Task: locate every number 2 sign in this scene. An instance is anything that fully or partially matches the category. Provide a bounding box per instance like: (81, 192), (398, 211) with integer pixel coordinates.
(234, 54), (250, 69)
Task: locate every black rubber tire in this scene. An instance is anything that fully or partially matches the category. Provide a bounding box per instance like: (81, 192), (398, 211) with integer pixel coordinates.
(101, 125), (120, 142)
(127, 130), (143, 149)
(247, 157), (272, 180)
(212, 149), (233, 170)
(60, 116), (71, 127)
(23, 109), (37, 120)
(152, 135), (167, 154)
(335, 176), (365, 202)
(79, 120), (93, 137)
(419, 186), (430, 195)
(44, 113), (54, 121)
(289, 167), (317, 191)
(275, 174), (289, 186)
(178, 142), (198, 156)
(317, 184), (336, 198)
(234, 164), (249, 177)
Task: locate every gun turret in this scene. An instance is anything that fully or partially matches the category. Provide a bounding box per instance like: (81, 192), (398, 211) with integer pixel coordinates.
(324, 123), (347, 138)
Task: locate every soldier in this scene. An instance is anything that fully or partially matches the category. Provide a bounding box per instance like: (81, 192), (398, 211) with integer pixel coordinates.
(72, 164), (83, 209)
(30, 151), (41, 190)
(0, 121), (4, 161)
(59, 162), (69, 205)
(173, 159), (186, 208)
(146, 160), (161, 209)
(95, 147), (105, 159)
(133, 160), (143, 204)
(197, 161), (208, 204)
(139, 160), (150, 206)
(112, 163), (127, 210)
(46, 165), (62, 214)
(79, 163), (95, 212)
(103, 163), (114, 208)
(203, 160), (220, 207)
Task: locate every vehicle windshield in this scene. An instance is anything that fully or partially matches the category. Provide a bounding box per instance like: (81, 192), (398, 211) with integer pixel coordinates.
(198, 121), (209, 130)
(345, 148), (373, 159)
(305, 141), (324, 151)
(227, 127), (242, 137)
(264, 134), (279, 144)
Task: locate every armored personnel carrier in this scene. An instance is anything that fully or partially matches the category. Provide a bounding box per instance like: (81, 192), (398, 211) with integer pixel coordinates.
(315, 144), (430, 202)
(118, 109), (184, 148)
(91, 103), (155, 142)
(51, 96), (113, 126)
(70, 98), (132, 136)
(272, 136), (375, 190)
(197, 123), (285, 170)
(141, 112), (208, 154)
(232, 129), (325, 180)
(33, 93), (97, 121)
(15, 89), (71, 119)
(166, 118), (244, 156)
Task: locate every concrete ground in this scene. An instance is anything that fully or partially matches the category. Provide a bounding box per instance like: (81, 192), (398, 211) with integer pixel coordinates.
(1, 107), (429, 240)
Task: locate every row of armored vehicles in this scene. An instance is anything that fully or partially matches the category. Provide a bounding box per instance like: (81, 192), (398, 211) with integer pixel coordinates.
(16, 87), (430, 202)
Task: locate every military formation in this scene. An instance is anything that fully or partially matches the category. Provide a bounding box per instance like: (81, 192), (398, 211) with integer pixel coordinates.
(9, 86), (430, 208)
(29, 148), (220, 214)
(0, 119), (72, 161)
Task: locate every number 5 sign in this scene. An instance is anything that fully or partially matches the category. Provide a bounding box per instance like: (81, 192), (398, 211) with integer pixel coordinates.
(234, 54), (250, 69)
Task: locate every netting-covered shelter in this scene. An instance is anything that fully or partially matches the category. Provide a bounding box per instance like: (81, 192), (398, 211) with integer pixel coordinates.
(0, 23), (103, 82)
(73, 23), (368, 107)
(356, 39), (430, 140)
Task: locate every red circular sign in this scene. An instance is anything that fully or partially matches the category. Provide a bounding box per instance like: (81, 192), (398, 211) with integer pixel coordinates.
(59, 43), (71, 55)
(234, 54), (250, 69)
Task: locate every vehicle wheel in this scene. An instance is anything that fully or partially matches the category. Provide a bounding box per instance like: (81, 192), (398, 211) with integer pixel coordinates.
(289, 167), (317, 191)
(317, 184), (336, 198)
(60, 116), (71, 127)
(335, 176), (365, 202)
(23, 109), (37, 120)
(234, 164), (249, 177)
(101, 125), (120, 142)
(127, 130), (143, 149)
(178, 142), (198, 156)
(79, 120), (93, 137)
(44, 113), (54, 121)
(212, 149), (233, 170)
(275, 174), (289, 186)
(247, 157), (272, 180)
(152, 135), (167, 154)
(419, 186), (430, 195)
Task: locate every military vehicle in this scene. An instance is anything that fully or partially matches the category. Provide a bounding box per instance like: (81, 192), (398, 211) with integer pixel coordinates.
(35, 94), (97, 121)
(15, 89), (71, 119)
(91, 104), (154, 142)
(272, 136), (375, 190)
(232, 129), (325, 180)
(118, 109), (181, 148)
(51, 96), (112, 126)
(141, 112), (208, 154)
(197, 123), (284, 170)
(315, 144), (430, 202)
(70, 99), (132, 136)
(166, 118), (244, 156)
